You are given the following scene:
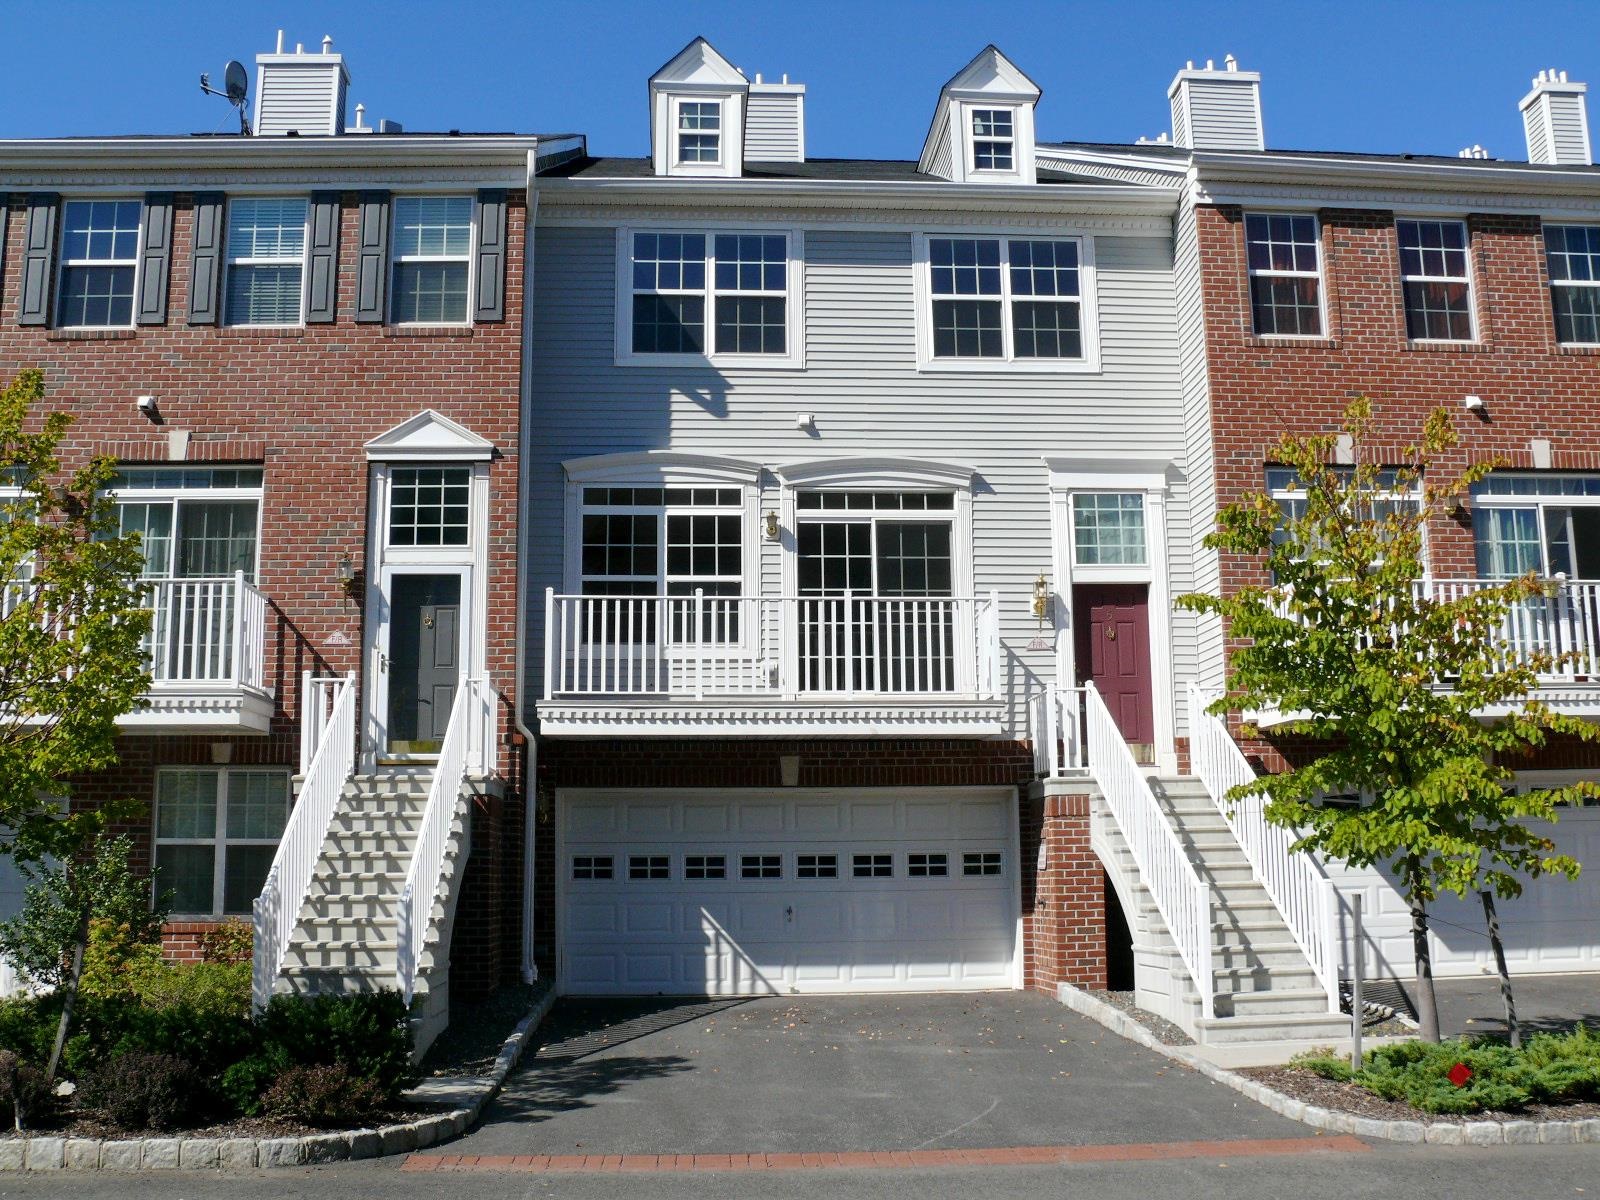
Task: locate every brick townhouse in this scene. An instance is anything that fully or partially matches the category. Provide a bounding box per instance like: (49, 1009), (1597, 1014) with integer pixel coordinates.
(0, 34), (580, 1048)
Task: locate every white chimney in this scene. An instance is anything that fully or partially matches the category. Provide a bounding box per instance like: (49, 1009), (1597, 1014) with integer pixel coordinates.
(745, 76), (806, 163)
(1520, 69), (1591, 166)
(1169, 55), (1264, 151)
(254, 31), (350, 136)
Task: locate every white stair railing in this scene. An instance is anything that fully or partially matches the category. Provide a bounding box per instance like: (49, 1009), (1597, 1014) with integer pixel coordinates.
(1031, 684), (1087, 776)
(1186, 683), (1341, 1014)
(397, 677), (493, 1006)
(1083, 682), (1215, 1020)
(253, 671), (356, 1011)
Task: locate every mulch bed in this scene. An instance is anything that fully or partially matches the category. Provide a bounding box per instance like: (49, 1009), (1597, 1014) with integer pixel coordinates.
(1242, 1065), (1600, 1124)
(1084, 989), (1196, 1046)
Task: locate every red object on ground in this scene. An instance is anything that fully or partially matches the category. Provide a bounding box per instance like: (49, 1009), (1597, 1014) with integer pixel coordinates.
(1448, 1062), (1473, 1088)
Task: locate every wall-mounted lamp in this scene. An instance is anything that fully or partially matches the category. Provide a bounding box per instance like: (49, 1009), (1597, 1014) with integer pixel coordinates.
(335, 554), (359, 598)
(764, 511), (781, 542)
(1031, 572), (1051, 622)
(136, 394), (162, 424)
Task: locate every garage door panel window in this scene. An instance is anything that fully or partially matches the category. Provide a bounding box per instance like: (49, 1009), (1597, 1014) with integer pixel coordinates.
(572, 855), (613, 880)
(741, 854), (782, 879)
(962, 852), (1002, 876)
(685, 854), (727, 879)
(797, 853), (838, 879)
(628, 854), (670, 880)
(852, 853), (894, 878)
(908, 852), (949, 878)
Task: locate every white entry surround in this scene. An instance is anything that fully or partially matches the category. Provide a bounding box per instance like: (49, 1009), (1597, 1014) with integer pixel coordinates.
(1327, 772), (1600, 979)
(1045, 457), (1179, 774)
(556, 787), (1022, 996)
(361, 411), (495, 770)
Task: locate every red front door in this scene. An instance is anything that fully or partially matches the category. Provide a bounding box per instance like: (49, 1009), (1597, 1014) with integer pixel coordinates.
(1074, 584), (1155, 763)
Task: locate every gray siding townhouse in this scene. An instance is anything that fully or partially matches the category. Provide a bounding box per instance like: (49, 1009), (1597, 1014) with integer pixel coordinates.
(520, 40), (1351, 1045)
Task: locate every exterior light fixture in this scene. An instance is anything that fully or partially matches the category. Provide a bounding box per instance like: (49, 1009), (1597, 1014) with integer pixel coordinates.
(336, 554), (358, 597)
(764, 512), (780, 541)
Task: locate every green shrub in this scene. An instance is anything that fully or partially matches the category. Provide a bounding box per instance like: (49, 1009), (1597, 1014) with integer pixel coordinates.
(79, 1051), (197, 1131)
(258, 991), (416, 1101)
(0, 1049), (57, 1131)
(1290, 1048), (1352, 1082)
(219, 1051), (286, 1118)
(197, 920), (253, 966)
(1296, 1027), (1600, 1115)
(259, 1063), (388, 1127)
(0, 995), (62, 1065)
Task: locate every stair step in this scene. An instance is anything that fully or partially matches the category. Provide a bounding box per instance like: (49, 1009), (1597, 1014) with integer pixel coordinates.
(1213, 987), (1334, 1017)
(295, 917), (400, 942)
(274, 966), (434, 996)
(332, 811), (424, 833)
(282, 944), (399, 971)
(302, 895), (401, 920)
(1212, 966), (1322, 994)
(1194, 1010), (1353, 1045)
(316, 850), (413, 872)
(306, 870), (409, 896)
(1210, 941), (1316, 969)
(324, 832), (416, 855)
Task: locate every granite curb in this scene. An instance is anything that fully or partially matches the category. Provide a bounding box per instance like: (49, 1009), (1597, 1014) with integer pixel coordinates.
(0, 984), (559, 1171)
(1056, 983), (1600, 1147)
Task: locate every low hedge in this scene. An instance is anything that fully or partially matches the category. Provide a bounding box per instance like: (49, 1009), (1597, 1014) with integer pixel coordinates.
(1296, 1025), (1600, 1114)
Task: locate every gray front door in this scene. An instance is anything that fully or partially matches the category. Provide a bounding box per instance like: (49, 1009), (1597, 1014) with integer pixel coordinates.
(387, 574), (461, 756)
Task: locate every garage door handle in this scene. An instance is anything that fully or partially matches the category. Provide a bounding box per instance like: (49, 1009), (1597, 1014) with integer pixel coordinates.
(786, 906), (793, 922)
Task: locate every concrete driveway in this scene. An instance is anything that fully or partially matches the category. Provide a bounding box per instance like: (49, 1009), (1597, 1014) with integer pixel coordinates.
(1432, 973), (1600, 1039)
(447, 991), (1308, 1157)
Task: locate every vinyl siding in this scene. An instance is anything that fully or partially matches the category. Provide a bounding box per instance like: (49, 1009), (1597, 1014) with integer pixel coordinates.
(1177, 81), (1261, 151)
(526, 208), (1190, 739)
(745, 92), (804, 163)
(928, 119), (953, 180)
(256, 64), (345, 136)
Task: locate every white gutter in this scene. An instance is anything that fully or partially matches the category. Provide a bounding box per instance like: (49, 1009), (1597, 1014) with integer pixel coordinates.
(516, 148), (541, 984)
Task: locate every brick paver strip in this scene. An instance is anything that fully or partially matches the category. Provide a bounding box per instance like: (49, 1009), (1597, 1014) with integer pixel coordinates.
(403, 1135), (1368, 1173)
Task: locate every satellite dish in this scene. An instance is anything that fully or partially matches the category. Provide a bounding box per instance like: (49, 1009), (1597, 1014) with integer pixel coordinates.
(223, 61), (248, 105)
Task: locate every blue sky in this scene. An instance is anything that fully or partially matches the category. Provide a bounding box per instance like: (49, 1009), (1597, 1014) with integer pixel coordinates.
(1, 0), (1595, 161)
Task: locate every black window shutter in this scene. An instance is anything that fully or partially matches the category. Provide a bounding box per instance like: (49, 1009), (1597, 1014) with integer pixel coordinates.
(473, 189), (507, 323)
(135, 193), (174, 325)
(306, 191), (341, 324)
(188, 192), (225, 326)
(18, 194), (59, 327)
(355, 191), (390, 323)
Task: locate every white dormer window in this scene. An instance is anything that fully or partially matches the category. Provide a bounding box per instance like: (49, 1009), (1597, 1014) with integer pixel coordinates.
(970, 109), (1015, 172)
(676, 101), (723, 165)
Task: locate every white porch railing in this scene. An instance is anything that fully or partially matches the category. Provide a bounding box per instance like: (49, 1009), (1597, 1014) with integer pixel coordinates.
(397, 677), (494, 1006)
(1031, 684), (1087, 776)
(1186, 683), (1341, 1015)
(1429, 578), (1600, 679)
(146, 572), (269, 690)
(544, 591), (1001, 700)
(253, 671), (356, 1011)
(1083, 681), (1215, 1020)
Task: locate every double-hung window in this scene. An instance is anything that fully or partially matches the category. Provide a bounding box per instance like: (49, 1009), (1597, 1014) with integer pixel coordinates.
(56, 200), (141, 328)
(1266, 467), (1421, 561)
(155, 768), (290, 915)
(1244, 213), (1323, 336)
(1544, 224), (1600, 347)
(1472, 473), (1600, 579)
(676, 101), (722, 164)
(969, 108), (1015, 172)
(625, 231), (793, 363)
(1397, 219), (1474, 341)
(579, 486), (746, 642)
(390, 196), (473, 325)
(924, 236), (1087, 366)
(225, 197), (308, 326)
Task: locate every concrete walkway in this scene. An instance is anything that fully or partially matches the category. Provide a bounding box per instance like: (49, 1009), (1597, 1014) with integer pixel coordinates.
(446, 992), (1307, 1158)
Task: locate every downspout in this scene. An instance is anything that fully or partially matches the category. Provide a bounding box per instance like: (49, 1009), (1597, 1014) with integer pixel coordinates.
(516, 147), (541, 983)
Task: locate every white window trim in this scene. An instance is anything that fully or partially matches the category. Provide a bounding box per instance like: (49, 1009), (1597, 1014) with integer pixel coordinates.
(222, 196), (310, 328)
(1067, 491), (1153, 580)
(1244, 211), (1328, 339)
(614, 225), (806, 369)
(1396, 216), (1479, 344)
(384, 464), (476, 554)
(108, 471), (265, 582)
(1544, 223), (1600, 348)
(55, 197), (143, 331)
(965, 104), (1019, 178)
(153, 765), (292, 918)
(387, 194), (477, 328)
(1045, 457), (1176, 774)
(913, 230), (1101, 374)
(672, 96), (724, 168)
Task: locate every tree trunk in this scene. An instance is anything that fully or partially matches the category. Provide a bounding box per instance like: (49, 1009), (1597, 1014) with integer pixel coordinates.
(1406, 871), (1440, 1042)
(44, 921), (88, 1083)
(1481, 890), (1519, 1048)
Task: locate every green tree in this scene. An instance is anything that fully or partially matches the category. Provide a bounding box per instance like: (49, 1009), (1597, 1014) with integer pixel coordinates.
(0, 368), (155, 1074)
(1181, 398), (1596, 1040)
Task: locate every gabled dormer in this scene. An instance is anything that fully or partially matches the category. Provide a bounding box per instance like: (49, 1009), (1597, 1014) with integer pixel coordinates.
(650, 37), (749, 178)
(918, 46), (1040, 184)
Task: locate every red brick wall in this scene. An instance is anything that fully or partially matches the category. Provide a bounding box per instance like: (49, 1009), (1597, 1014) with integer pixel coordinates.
(1020, 790), (1107, 993)
(0, 189), (527, 977)
(1197, 202), (1600, 772)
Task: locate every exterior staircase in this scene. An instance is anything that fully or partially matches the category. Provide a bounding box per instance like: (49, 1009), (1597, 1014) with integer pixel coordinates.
(1094, 773), (1350, 1045)
(273, 774), (474, 1055)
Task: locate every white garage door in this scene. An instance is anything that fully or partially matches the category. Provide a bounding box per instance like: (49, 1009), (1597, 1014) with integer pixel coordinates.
(1330, 805), (1600, 979)
(557, 787), (1018, 996)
